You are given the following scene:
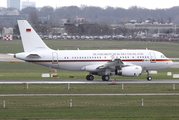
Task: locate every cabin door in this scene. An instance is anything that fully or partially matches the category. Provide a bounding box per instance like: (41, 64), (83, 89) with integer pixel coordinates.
(52, 52), (58, 64)
(150, 52), (156, 63)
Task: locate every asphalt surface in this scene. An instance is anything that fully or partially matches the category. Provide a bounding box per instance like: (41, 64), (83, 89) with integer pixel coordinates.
(0, 79), (179, 84)
(0, 54), (23, 62)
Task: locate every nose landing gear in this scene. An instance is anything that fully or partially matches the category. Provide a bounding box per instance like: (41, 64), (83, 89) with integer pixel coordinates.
(146, 70), (152, 81)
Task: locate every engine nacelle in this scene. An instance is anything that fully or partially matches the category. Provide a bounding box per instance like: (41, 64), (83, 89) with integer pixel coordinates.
(115, 65), (142, 77)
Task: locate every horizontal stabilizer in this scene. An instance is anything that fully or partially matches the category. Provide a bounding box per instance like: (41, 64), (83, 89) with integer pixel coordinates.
(26, 54), (41, 58)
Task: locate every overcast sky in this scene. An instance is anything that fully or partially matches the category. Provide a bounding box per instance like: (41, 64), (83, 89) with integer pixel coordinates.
(1, 0), (178, 9)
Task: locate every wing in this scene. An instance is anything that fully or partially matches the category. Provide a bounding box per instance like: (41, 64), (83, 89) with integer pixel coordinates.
(97, 59), (124, 69)
(81, 59), (135, 72)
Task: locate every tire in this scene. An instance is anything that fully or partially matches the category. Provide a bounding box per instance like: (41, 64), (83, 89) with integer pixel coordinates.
(102, 75), (110, 81)
(86, 75), (94, 81)
(147, 76), (152, 81)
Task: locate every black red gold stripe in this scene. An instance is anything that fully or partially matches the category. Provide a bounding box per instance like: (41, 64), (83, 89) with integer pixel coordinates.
(26, 59), (172, 63)
(26, 60), (110, 63)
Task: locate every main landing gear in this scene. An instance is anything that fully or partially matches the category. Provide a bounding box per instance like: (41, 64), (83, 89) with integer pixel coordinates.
(86, 74), (110, 81)
(86, 75), (94, 81)
(102, 75), (110, 81)
(146, 70), (152, 81)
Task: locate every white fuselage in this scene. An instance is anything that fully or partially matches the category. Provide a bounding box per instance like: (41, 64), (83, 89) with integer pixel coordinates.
(15, 20), (173, 81)
(15, 49), (173, 72)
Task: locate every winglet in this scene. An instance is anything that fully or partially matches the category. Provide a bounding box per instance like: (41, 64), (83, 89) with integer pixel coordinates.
(18, 20), (51, 52)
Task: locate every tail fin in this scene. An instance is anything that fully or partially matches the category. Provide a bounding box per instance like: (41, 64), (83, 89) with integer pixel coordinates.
(18, 20), (50, 52)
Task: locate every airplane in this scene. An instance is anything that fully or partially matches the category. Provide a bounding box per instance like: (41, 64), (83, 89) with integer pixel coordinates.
(14, 20), (173, 81)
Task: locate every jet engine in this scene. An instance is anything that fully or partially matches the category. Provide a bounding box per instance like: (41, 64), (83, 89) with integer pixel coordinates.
(115, 65), (142, 77)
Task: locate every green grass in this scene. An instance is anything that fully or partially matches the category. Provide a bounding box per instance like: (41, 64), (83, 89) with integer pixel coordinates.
(0, 39), (179, 119)
(0, 83), (178, 94)
(0, 83), (179, 119)
(0, 39), (179, 57)
(0, 96), (179, 119)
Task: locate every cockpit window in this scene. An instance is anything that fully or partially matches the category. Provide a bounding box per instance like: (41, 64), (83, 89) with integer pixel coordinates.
(161, 55), (166, 58)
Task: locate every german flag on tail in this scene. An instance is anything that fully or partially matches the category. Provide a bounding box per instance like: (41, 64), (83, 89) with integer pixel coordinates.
(26, 29), (31, 32)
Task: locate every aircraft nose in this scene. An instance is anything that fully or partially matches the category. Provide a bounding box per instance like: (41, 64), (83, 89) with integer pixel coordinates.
(168, 59), (173, 67)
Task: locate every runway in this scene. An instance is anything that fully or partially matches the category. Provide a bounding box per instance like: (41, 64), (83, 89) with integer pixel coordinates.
(0, 54), (23, 62)
(0, 79), (179, 84)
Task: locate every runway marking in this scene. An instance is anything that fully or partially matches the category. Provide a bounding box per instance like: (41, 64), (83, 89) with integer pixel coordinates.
(0, 93), (179, 96)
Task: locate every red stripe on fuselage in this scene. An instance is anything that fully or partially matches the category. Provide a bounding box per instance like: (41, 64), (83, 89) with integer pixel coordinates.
(26, 59), (171, 63)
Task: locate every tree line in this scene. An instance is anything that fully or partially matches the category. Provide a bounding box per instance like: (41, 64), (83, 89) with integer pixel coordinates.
(22, 5), (179, 24)
(1, 5), (179, 36)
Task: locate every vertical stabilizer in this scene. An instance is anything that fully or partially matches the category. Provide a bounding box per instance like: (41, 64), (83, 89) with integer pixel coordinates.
(18, 20), (50, 52)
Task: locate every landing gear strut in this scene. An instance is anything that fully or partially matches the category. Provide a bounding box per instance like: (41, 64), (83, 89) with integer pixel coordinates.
(102, 75), (110, 81)
(86, 75), (94, 81)
(146, 70), (152, 81)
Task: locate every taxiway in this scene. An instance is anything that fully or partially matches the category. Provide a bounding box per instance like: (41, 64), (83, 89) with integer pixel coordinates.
(0, 79), (179, 84)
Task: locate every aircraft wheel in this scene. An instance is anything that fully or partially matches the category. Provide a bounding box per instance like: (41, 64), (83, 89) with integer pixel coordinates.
(86, 75), (94, 81)
(147, 76), (152, 81)
(102, 75), (110, 81)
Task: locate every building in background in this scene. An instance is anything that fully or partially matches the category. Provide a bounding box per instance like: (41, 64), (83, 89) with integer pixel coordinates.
(2, 27), (13, 41)
(0, 7), (27, 27)
(7, 0), (20, 10)
(0, 7), (19, 15)
(22, 0), (36, 9)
